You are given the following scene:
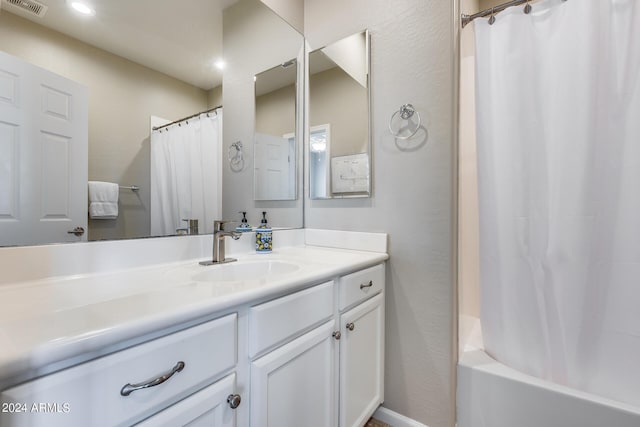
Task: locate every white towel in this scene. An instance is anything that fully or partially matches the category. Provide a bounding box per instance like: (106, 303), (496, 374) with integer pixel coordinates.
(88, 181), (119, 219)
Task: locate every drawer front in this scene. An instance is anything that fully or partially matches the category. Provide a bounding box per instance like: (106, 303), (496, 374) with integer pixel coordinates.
(339, 264), (385, 311)
(0, 313), (237, 427)
(135, 373), (236, 427)
(249, 281), (333, 358)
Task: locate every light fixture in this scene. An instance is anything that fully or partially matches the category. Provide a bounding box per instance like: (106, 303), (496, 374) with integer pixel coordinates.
(310, 133), (327, 153)
(214, 60), (225, 70)
(70, 2), (95, 16)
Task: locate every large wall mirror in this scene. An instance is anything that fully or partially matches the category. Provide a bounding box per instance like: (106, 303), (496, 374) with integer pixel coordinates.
(253, 59), (297, 201)
(308, 30), (371, 199)
(0, 0), (303, 247)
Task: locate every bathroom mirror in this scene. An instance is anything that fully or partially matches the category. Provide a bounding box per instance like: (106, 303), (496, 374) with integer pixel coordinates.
(0, 0), (303, 247)
(308, 30), (371, 199)
(253, 59), (297, 201)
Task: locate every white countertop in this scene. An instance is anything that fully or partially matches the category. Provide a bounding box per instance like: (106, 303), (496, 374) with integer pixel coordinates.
(0, 244), (387, 389)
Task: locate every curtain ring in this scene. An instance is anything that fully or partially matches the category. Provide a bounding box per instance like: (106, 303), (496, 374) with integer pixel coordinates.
(524, 1), (532, 14)
(488, 7), (496, 25)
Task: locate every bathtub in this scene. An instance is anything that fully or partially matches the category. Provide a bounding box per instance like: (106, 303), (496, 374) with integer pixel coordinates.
(457, 349), (640, 427)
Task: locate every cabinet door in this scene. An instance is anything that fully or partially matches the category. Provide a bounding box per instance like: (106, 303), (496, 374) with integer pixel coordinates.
(251, 320), (337, 427)
(135, 374), (237, 427)
(340, 293), (384, 427)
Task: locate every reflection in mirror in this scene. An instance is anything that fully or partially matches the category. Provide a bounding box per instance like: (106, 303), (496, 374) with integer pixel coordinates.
(222, 0), (304, 229)
(0, 0), (303, 247)
(254, 59), (297, 201)
(308, 30), (370, 199)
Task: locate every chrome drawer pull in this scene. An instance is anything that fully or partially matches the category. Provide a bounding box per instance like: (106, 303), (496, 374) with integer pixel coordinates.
(360, 280), (373, 290)
(120, 361), (185, 397)
(346, 322), (355, 331)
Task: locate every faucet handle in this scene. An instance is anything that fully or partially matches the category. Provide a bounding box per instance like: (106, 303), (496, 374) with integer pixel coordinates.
(213, 220), (237, 232)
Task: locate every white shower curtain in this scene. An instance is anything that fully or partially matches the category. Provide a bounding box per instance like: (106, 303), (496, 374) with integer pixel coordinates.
(475, 0), (640, 406)
(150, 111), (222, 236)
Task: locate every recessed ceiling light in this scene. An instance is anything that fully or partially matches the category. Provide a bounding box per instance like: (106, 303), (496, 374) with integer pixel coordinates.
(70, 2), (95, 16)
(214, 60), (225, 70)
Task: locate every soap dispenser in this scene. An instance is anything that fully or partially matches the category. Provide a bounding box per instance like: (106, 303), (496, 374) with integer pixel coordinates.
(235, 211), (252, 232)
(255, 211), (272, 253)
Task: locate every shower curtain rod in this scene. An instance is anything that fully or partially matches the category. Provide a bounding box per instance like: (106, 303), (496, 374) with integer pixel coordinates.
(461, 0), (562, 28)
(152, 105), (222, 131)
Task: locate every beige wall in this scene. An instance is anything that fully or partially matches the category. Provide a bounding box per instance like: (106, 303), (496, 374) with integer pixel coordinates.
(208, 85), (223, 108)
(304, 0), (456, 426)
(309, 67), (368, 157)
(0, 12), (209, 241)
(255, 84), (296, 136)
(260, 0), (304, 34)
(459, 0), (481, 320)
(479, 0), (505, 10)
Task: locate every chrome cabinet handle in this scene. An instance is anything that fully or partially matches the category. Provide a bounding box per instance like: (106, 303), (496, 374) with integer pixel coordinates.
(227, 394), (242, 409)
(360, 280), (373, 290)
(346, 322), (355, 331)
(333, 331), (342, 340)
(120, 361), (185, 397)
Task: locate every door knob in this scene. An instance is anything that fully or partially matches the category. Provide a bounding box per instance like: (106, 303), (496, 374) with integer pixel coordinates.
(346, 322), (355, 331)
(67, 227), (85, 236)
(332, 331), (341, 340)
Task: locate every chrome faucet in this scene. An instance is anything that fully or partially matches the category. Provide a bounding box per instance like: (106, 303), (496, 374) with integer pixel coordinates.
(200, 220), (241, 266)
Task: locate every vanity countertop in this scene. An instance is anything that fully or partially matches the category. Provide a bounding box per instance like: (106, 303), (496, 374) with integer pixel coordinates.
(0, 244), (387, 389)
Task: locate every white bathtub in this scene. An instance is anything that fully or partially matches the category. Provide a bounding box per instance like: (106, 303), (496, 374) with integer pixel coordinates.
(457, 349), (640, 427)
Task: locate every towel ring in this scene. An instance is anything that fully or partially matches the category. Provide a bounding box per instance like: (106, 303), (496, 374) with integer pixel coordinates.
(228, 141), (244, 172)
(389, 104), (421, 139)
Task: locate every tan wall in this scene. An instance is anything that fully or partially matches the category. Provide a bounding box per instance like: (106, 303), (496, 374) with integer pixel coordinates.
(479, 0), (504, 10)
(260, 0), (304, 34)
(255, 84), (296, 136)
(309, 67), (368, 157)
(208, 85), (223, 108)
(0, 12), (209, 241)
(458, 0), (482, 358)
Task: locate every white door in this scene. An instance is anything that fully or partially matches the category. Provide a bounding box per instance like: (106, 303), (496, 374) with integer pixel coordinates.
(135, 374), (237, 427)
(250, 320), (337, 427)
(0, 51), (88, 246)
(254, 132), (292, 200)
(340, 293), (384, 427)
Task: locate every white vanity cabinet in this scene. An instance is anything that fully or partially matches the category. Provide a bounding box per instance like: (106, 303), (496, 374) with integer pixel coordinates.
(339, 293), (384, 427)
(249, 263), (385, 427)
(135, 373), (238, 427)
(338, 264), (385, 427)
(250, 321), (338, 426)
(0, 259), (386, 427)
(0, 313), (238, 427)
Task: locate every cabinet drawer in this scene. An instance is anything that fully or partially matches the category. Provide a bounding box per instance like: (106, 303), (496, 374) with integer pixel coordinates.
(339, 264), (384, 311)
(135, 373), (236, 427)
(0, 313), (237, 427)
(249, 281), (333, 358)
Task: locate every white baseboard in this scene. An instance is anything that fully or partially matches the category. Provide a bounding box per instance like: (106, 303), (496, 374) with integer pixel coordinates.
(373, 406), (429, 427)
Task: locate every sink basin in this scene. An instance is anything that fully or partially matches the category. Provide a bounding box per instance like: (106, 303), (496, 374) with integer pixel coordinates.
(192, 260), (301, 282)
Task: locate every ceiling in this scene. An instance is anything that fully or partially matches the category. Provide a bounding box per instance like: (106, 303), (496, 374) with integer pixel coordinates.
(1, 0), (238, 90)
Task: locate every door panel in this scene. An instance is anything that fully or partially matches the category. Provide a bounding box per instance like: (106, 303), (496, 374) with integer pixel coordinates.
(251, 320), (337, 427)
(340, 293), (384, 427)
(0, 51), (88, 246)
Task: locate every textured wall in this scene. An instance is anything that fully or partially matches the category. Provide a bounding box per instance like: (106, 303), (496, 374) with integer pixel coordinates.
(304, 1), (456, 426)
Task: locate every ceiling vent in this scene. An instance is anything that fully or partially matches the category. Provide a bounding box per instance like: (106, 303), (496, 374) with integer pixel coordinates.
(3, 0), (48, 17)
